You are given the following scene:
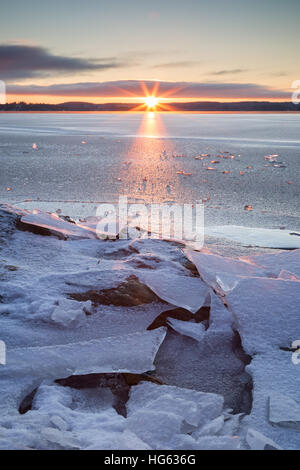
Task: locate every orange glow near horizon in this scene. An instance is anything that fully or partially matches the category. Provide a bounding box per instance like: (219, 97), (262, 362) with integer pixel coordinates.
(5, 95), (290, 106)
(5, 78), (290, 109)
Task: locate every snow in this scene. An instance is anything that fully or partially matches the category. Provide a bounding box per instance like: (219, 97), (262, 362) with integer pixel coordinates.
(51, 299), (92, 327)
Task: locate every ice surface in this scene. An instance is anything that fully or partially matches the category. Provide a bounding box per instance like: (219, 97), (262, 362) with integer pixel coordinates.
(0, 378), (240, 450)
(185, 249), (267, 293)
(206, 225), (300, 249)
(209, 293), (234, 330)
(249, 248), (300, 279)
(141, 269), (209, 313)
(194, 415), (224, 437)
(167, 318), (206, 342)
(227, 275), (300, 449)
(125, 382), (232, 449)
(269, 393), (300, 430)
(1, 204), (300, 449)
(127, 382), (224, 428)
(20, 210), (97, 240)
(2, 329), (166, 380)
(226, 277), (300, 354)
(194, 436), (240, 450)
(246, 428), (282, 450)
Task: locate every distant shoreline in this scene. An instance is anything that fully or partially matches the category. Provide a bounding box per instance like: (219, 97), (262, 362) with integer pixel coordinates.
(1, 101), (299, 113)
(1, 110), (300, 114)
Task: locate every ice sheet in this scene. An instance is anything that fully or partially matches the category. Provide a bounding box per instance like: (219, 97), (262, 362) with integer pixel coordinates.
(206, 225), (300, 249)
(141, 270), (209, 313)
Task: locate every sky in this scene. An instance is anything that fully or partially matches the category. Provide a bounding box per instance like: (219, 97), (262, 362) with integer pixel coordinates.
(0, 0), (299, 103)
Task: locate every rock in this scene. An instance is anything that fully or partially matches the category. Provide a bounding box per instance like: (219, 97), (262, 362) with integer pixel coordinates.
(68, 275), (159, 307)
(147, 306), (210, 331)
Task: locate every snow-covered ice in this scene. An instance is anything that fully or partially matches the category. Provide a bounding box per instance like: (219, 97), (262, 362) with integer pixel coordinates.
(0, 204), (300, 450)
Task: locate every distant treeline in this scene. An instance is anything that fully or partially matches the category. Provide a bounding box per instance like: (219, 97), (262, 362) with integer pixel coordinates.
(1, 101), (300, 112)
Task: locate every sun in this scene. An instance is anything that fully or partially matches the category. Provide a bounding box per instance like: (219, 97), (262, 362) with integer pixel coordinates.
(144, 96), (159, 109)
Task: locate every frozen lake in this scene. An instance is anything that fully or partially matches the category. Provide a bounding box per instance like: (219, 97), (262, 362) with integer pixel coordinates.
(0, 112), (299, 234)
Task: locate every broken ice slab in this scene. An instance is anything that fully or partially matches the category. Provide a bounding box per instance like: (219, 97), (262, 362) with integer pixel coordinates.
(184, 249), (266, 293)
(194, 415), (224, 437)
(269, 393), (300, 431)
(246, 428), (282, 450)
(167, 318), (206, 342)
(1, 328), (166, 381)
(127, 382), (224, 429)
(249, 248), (300, 279)
(226, 277), (300, 355)
(140, 269), (209, 313)
(243, 351), (300, 450)
(278, 270), (300, 281)
(0, 203), (30, 217)
(209, 293), (234, 330)
(205, 225), (300, 249)
(20, 211), (97, 240)
(77, 215), (129, 240)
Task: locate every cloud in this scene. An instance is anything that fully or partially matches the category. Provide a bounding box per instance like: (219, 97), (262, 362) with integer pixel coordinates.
(6, 80), (290, 100)
(210, 69), (247, 76)
(267, 71), (288, 77)
(152, 61), (200, 69)
(0, 44), (128, 81)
